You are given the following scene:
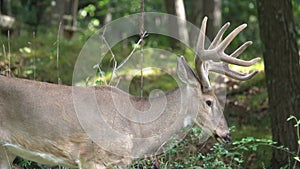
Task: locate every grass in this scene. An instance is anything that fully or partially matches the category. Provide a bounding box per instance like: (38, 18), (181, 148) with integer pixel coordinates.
(232, 124), (273, 168)
(0, 33), (84, 84)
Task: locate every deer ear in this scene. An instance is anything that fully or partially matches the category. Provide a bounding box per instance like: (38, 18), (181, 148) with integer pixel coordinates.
(177, 56), (200, 86)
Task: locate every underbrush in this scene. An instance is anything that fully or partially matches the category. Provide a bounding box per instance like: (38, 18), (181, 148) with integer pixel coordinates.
(130, 126), (289, 169)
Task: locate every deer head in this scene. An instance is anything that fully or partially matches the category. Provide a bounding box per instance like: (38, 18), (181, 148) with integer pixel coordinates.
(178, 17), (260, 144)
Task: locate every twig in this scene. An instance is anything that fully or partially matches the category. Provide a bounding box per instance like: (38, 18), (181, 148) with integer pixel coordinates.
(101, 24), (148, 87)
(117, 31), (148, 70)
(7, 30), (11, 77)
(288, 115), (300, 169)
(101, 26), (118, 85)
(2, 44), (7, 75)
(94, 64), (107, 85)
(140, 0), (145, 97)
(56, 22), (62, 84)
(293, 130), (300, 169)
(33, 32), (36, 80)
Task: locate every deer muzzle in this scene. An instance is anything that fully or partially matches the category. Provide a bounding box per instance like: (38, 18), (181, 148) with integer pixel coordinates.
(214, 132), (231, 144)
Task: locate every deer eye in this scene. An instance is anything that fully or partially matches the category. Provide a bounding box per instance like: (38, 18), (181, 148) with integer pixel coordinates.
(206, 100), (212, 107)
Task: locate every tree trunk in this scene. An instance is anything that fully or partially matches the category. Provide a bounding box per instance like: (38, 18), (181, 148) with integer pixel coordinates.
(174, 0), (189, 43)
(203, 0), (222, 40)
(186, 0), (203, 27)
(164, 0), (178, 49)
(185, 0), (221, 42)
(2, 0), (11, 15)
(257, 0), (300, 168)
(48, 0), (65, 30)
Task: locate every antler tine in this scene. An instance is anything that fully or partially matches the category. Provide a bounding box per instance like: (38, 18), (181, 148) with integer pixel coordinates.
(208, 22), (230, 50)
(221, 54), (261, 67)
(231, 41), (253, 58)
(217, 24), (261, 67)
(194, 17), (260, 93)
(208, 62), (259, 80)
(198, 16), (208, 52)
(228, 70), (258, 80)
(219, 24), (247, 51)
(195, 16), (212, 92)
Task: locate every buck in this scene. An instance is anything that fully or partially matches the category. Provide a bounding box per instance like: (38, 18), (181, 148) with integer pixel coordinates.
(0, 17), (260, 169)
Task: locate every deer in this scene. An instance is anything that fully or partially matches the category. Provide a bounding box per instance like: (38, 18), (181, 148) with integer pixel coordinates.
(0, 17), (260, 169)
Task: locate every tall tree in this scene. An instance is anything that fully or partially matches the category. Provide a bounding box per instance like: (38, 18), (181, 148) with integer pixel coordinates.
(165, 0), (178, 49)
(185, 0), (221, 41)
(165, 0), (189, 47)
(257, 0), (300, 168)
(202, 0), (221, 40)
(174, 0), (189, 43)
(0, 0), (12, 15)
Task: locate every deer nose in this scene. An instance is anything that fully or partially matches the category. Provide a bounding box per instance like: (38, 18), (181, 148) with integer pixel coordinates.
(224, 133), (231, 143)
(214, 132), (231, 144)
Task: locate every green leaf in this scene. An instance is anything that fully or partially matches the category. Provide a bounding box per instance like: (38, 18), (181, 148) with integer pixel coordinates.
(95, 80), (102, 85)
(98, 70), (105, 76)
(287, 115), (296, 121)
(132, 43), (141, 49)
(93, 64), (100, 69)
(296, 120), (300, 127)
(233, 157), (244, 164)
(252, 145), (258, 151)
(294, 156), (300, 162)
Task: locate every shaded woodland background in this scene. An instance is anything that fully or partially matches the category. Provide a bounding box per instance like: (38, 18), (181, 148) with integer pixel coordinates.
(0, 0), (299, 168)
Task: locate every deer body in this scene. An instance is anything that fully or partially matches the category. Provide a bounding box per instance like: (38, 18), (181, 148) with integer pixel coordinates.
(0, 76), (124, 168)
(0, 17), (260, 169)
(0, 75), (219, 169)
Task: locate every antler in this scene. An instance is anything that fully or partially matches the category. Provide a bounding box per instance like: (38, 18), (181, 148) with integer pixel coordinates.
(195, 17), (260, 92)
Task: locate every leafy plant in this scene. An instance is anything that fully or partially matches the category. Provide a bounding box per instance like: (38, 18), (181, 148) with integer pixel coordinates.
(131, 126), (289, 169)
(287, 115), (300, 168)
(18, 158), (32, 167)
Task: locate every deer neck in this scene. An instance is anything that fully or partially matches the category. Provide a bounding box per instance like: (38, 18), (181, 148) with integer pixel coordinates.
(91, 85), (195, 157)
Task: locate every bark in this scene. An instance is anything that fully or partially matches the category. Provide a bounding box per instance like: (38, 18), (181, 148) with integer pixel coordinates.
(257, 0), (300, 168)
(185, 0), (221, 43)
(186, 0), (203, 27)
(52, 0), (66, 21)
(1, 0), (11, 15)
(164, 0), (178, 49)
(203, 0), (221, 40)
(72, 0), (78, 27)
(48, 0), (78, 39)
(174, 0), (189, 43)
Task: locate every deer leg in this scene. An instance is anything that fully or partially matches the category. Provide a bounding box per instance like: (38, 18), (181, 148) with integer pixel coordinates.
(0, 146), (16, 169)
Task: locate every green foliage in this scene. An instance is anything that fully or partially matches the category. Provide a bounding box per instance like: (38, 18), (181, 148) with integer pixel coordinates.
(18, 158), (32, 167)
(8, 0), (53, 32)
(287, 115), (300, 167)
(0, 32), (83, 84)
(131, 126), (288, 169)
(292, 0), (300, 46)
(222, 0), (262, 59)
(77, 0), (165, 33)
(92, 63), (107, 85)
